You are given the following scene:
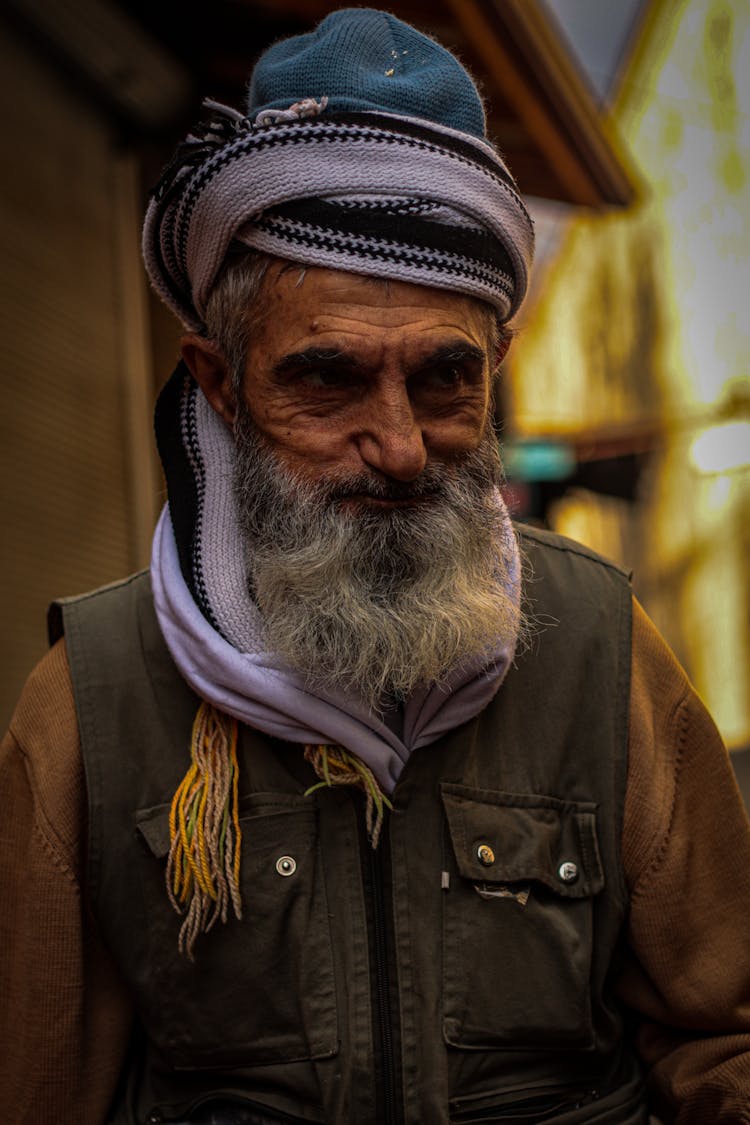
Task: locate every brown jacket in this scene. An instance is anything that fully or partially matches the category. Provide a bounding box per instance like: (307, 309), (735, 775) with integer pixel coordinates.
(1, 600), (750, 1124)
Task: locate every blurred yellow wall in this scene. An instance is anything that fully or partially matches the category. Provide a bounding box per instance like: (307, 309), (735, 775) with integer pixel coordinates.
(509, 0), (750, 749)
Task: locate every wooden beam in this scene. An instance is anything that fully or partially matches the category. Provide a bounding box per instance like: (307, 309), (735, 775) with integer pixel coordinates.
(441, 0), (636, 206)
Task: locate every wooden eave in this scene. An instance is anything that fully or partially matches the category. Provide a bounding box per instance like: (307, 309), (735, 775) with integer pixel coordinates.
(441, 0), (638, 206)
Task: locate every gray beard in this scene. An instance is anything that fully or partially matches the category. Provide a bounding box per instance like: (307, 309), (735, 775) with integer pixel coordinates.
(232, 407), (520, 711)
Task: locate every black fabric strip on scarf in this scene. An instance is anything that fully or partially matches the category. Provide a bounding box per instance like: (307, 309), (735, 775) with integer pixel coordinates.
(154, 362), (215, 624)
(254, 218), (512, 299)
(263, 198), (515, 281)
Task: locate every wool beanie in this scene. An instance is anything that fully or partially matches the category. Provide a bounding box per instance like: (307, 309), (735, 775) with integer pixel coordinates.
(143, 7), (534, 329)
(247, 7), (487, 136)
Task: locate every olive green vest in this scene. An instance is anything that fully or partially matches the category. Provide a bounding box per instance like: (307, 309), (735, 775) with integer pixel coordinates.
(54, 525), (648, 1125)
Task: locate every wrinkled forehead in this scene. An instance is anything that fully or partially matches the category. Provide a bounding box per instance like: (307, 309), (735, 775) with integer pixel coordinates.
(249, 264), (500, 360)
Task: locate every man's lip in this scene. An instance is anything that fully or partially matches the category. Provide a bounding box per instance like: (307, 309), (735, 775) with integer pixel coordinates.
(337, 493), (424, 508)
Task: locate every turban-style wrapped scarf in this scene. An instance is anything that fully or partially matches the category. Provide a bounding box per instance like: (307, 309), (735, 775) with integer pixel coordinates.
(142, 8), (534, 332)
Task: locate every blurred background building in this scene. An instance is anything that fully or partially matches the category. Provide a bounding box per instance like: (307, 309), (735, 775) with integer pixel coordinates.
(505, 0), (750, 785)
(1, 0), (747, 796)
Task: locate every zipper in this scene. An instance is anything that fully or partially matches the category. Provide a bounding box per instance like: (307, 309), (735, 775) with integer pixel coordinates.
(362, 811), (400, 1125)
(450, 1087), (600, 1122)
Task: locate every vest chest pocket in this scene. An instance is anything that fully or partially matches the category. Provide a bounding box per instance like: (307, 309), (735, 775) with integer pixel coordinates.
(440, 784), (604, 1051)
(134, 794), (337, 1069)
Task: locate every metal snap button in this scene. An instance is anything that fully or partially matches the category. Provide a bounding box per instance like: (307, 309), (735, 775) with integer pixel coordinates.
(476, 843), (495, 867)
(558, 860), (579, 883)
(276, 855), (297, 877)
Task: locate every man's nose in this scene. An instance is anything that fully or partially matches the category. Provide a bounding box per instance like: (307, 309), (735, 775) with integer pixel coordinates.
(355, 387), (427, 481)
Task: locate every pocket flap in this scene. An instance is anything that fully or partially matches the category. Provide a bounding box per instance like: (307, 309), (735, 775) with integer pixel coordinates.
(441, 783), (604, 898)
(135, 792), (315, 860)
(136, 802), (171, 858)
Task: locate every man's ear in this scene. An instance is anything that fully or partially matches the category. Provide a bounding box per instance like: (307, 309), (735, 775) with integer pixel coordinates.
(180, 334), (237, 426)
(495, 333), (512, 369)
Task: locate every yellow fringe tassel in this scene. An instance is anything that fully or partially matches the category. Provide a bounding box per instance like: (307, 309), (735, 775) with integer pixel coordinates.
(304, 744), (393, 848)
(166, 702), (243, 958)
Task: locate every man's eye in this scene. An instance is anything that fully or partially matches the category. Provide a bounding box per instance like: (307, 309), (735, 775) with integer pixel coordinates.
(303, 368), (349, 389)
(426, 365), (465, 389)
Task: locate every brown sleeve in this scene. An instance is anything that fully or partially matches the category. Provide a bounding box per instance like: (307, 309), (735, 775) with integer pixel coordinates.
(620, 599), (750, 1124)
(0, 640), (134, 1125)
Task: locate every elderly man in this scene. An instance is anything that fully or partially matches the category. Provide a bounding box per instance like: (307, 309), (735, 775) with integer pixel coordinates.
(2, 8), (750, 1125)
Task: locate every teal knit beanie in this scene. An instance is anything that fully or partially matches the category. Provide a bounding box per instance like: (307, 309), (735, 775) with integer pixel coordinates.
(248, 8), (486, 138)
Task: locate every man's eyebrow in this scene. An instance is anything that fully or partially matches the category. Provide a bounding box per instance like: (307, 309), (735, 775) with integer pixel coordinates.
(409, 342), (487, 372)
(272, 347), (365, 377)
(271, 341), (487, 379)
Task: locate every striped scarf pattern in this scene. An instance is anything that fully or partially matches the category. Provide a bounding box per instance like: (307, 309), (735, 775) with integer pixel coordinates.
(142, 100), (534, 332)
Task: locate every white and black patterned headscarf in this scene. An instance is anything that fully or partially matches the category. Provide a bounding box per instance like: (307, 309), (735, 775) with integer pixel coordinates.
(142, 7), (535, 330)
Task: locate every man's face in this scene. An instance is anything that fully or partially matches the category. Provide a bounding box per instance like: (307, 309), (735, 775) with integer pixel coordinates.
(223, 267), (518, 708)
(237, 264), (494, 496)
